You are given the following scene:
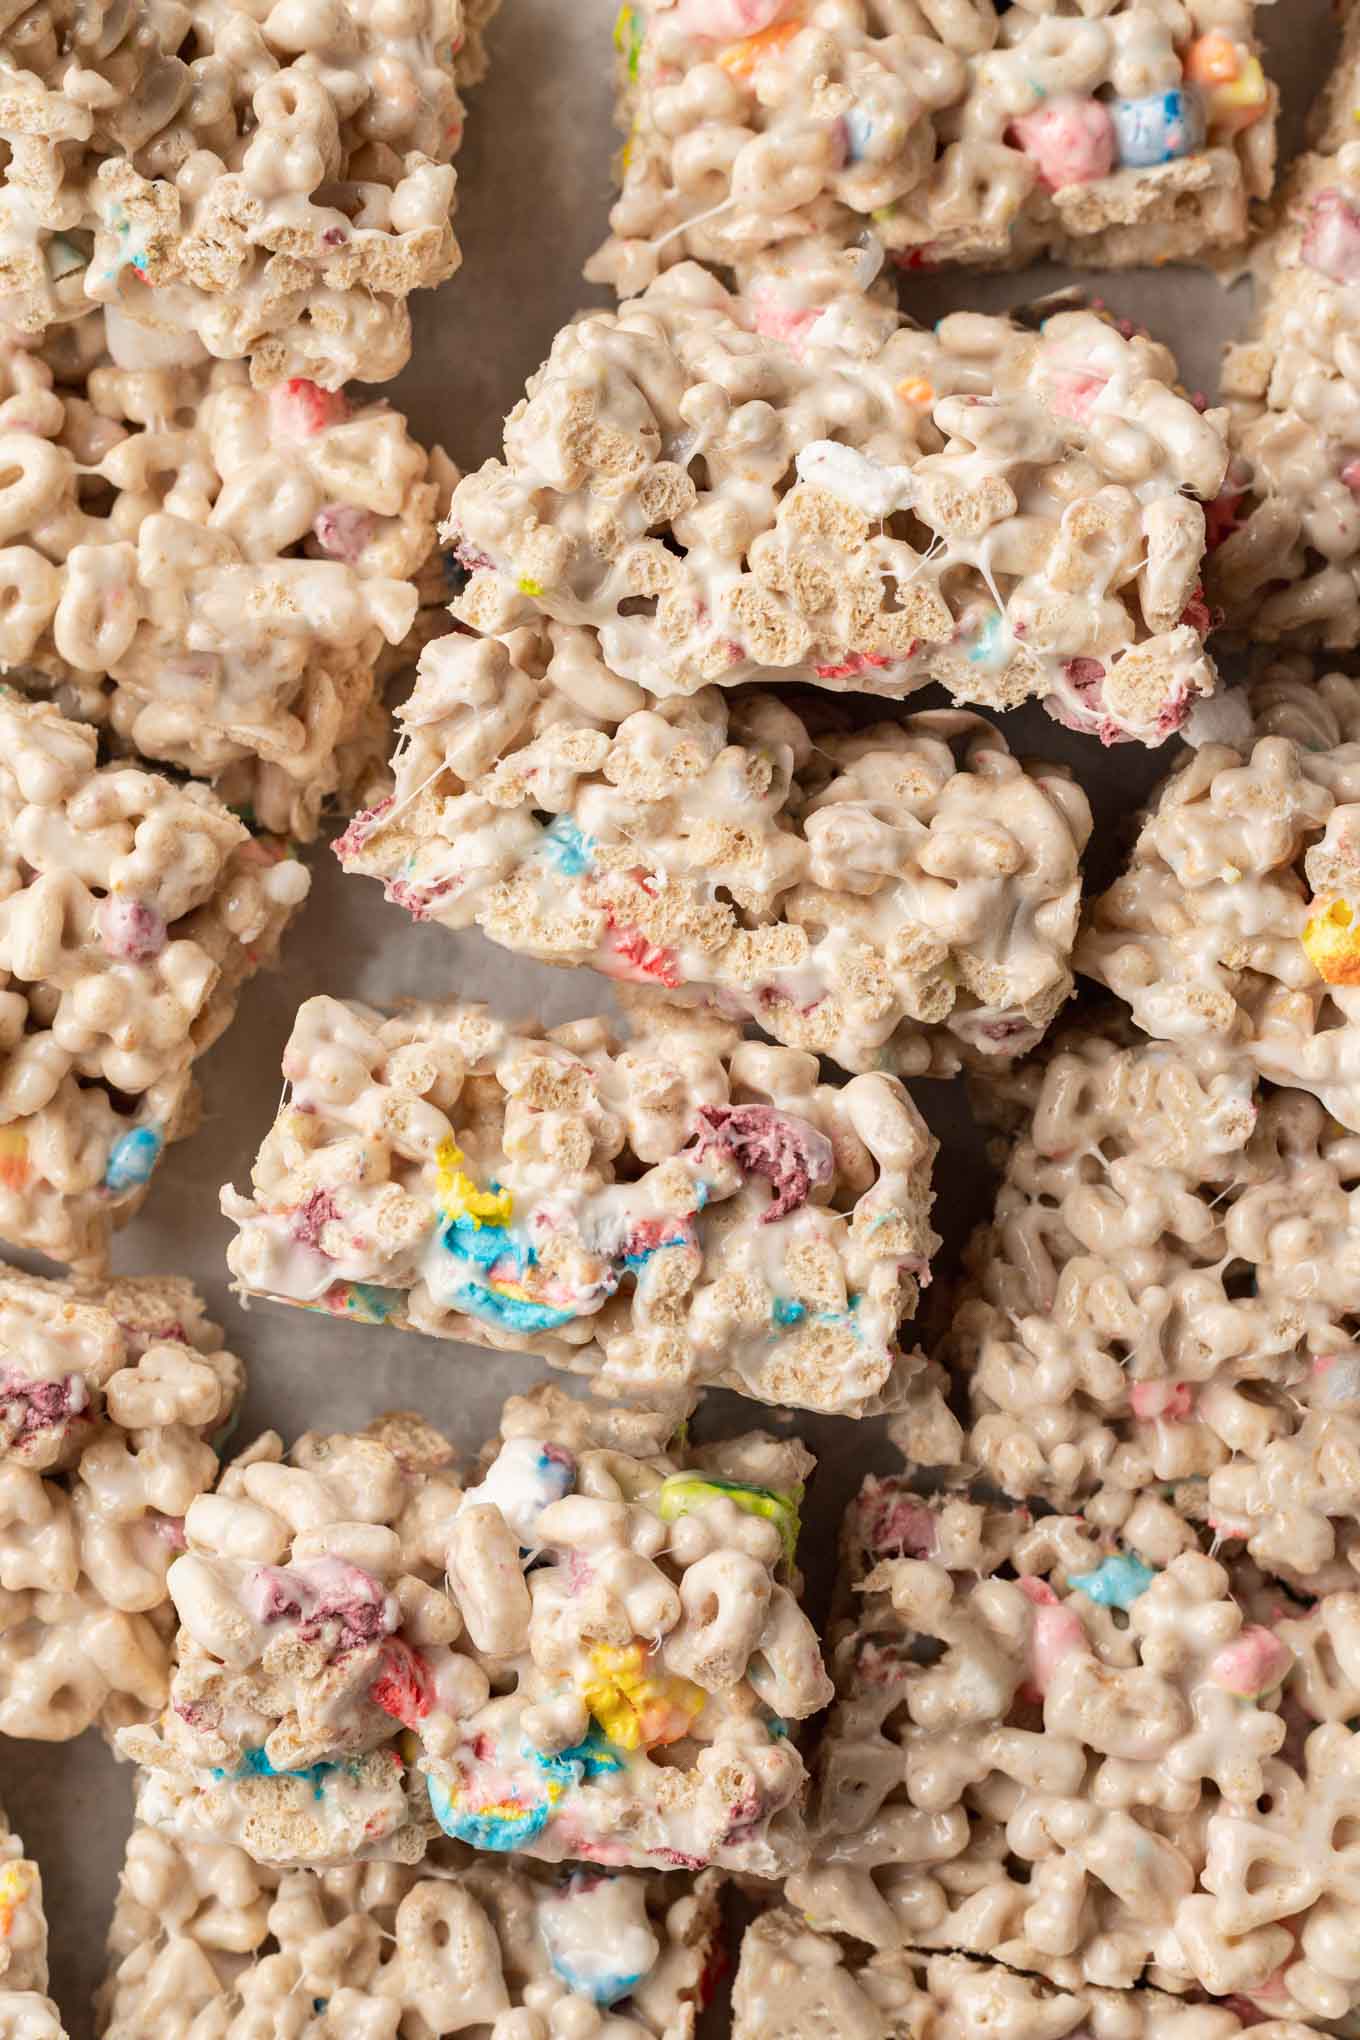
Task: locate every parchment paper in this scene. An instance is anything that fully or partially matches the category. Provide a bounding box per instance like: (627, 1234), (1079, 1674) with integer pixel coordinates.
(0, 2), (1339, 2028)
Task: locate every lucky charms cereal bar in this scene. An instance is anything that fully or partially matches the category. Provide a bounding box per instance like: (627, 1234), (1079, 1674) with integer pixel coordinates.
(98, 1824), (720, 2039)
(0, 315), (445, 840)
(0, 0), (502, 388)
(119, 1387), (832, 1882)
(0, 1267), (243, 1743)
(591, 1), (1279, 295)
(446, 266), (1230, 746)
(221, 988), (956, 1430)
(0, 691), (309, 1268)
(336, 622), (1093, 1077)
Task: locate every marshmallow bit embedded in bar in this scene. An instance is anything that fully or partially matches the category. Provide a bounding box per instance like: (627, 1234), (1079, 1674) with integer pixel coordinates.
(337, 624), (1093, 1080)
(222, 988), (957, 1432)
(119, 1385), (832, 1881)
(0, 1798), (62, 2035)
(445, 269), (1228, 746)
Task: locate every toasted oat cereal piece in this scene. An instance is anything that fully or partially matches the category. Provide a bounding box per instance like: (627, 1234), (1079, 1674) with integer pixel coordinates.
(0, 315), (447, 840)
(98, 1820), (720, 2038)
(446, 267), (1228, 745)
(119, 1384), (832, 1880)
(946, 1022), (1360, 1591)
(786, 1474), (1360, 2025)
(0, 692), (309, 1267)
(591, 1), (1278, 294)
(1078, 657), (1360, 1131)
(221, 987), (956, 1432)
(336, 623), (1092, 1077)
(0, 0), (500, 388)
(0, 1268), (242, 1743)
(732, 1911), (1316, 2040)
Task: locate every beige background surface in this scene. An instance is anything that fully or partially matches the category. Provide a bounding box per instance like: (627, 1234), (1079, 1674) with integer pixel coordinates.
(0, 1), (1340, 2029)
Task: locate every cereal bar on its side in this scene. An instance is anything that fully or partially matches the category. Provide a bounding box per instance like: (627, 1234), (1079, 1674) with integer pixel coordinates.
(98, 1821), (721, 2038)
(119, 1385), (832, 1880)
(1078, 658), (1360, 1131)
(591, 2), (1278, 295)
(0, 317), (447, 840)
(732, 1911), (1315, 2040)
(0, 1802), (63, 2038)
(786, 1472), (1360, 2025)
(221, 987), (955, 1431)
(0, 1268), (243, 1743)
(337, 623), (1092, 1076)
(0, 0), (502, 388)
(447, 269), (1228, 745)
(0, 694), (309, 1267)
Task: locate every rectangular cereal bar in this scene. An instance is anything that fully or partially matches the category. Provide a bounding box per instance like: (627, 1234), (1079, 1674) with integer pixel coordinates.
(119, 1386), (832, 1881)
(447, 271), (1229, 746)
(99, 1822), (720, 2038)
(0, 317), (448, 840)
(591, 2), (1278, 292)
(336, 624), (1092, 1076)
(0, 0), (502, 389)
(221, 987), (957, 1431)
(0, 693), (309, 1267)
(788, 1472), (1360, 2025)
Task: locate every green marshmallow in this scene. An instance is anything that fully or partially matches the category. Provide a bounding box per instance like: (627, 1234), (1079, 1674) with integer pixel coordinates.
(657, 1472), (802, 1569)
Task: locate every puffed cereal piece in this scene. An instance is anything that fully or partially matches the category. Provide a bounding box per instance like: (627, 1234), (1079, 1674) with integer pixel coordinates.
(732, 1911), (1316, 2040)
(591, 2), (1279, 295)
(1078, 658), (1360, 1132)
(221, 986), (956, 1432)
(0, 0), (501, 388)
(947, 1025), (1360, 1591)
(786, 1475), (1360, 2024)
(0, 693), (309, 1267)
(336, 622), (1092, 1077)
(446, 267), (1228, 746)
(97, 1823), (720, 2040)
(0, 1267), (243, 1743)
(0, 316), (446, 840)
(119, 1385), (833, 1881)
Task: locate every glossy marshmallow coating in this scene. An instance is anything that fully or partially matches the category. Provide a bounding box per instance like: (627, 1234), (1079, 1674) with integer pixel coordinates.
(336, 621), (1093, 1079)
(0, 1268), (243, 1745)
(447, 266), (1228, 747)
(98, 1822), (720, 2039)
(0, 1802), (62, 2038)
(0, 0), (502, 388)
(118, 1387), (832, 1881)
(0, 691), (309, 1268)
(221, 988), (956, 1430)
(0, 315), (444, 839)
(592, 0), (1278, 295)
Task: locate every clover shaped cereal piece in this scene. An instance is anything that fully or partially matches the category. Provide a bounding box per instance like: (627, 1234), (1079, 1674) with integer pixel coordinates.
(1079, 659), (1360, 1132)
(0, 0), (501, 387)
(336, 620), (1093, 1080)
(221, 986), (955, 1429)
(99, 1821), (720, 2039)
(590, 2), (1277, 294)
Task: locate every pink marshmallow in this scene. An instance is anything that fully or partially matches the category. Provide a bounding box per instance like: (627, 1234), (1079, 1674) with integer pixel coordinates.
(1209, 1626), (1293, 1697)
(1342, 459), (1360, 497)
(99, 894), (167, 961)
(672, 0), (785, 37)
(1018, 1575), (1087, 1694)
(748, 296), (818, 348)
(1048, 371), (1108, 424)
(1129, 1381), (1194, 1421)
(1010, 96), (1116, 192)
(1302, 189), (1360, 285)
(313, 502), (376, 562)
(268, 378), (350, 439)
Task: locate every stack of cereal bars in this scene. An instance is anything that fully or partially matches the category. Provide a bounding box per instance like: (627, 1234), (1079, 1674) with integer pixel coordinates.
(17, 1), (1360, 2037)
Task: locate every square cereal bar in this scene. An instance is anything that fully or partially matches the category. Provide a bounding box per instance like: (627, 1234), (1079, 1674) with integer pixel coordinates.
(99, 1822), (721, 2038)
(337, 624), (1092, 1076)
(0, 1802), (62, 2037)
(732, 1911), (1315, 2040)
(1078, 659), (1360, 1131)
(0, 693), (309, 1267)
(447, 270), (1228, 746)
(0, 317), (447, 839)
(0, 1267), (243, 1742)
(221, 987), (956, 1431)
(787, 1476), (1360, 2024)
(119, 1386), (832, 1880)
(591, 2), (1278, 293)
(0, 0), (501, 388)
